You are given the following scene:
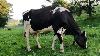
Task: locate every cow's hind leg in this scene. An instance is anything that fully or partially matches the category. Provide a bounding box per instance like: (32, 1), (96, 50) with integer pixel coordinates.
(35, 33), (41, 49)
(25, 30), (31, 51)
(24, 20), (31, 51)
(51, 35), (57, 50)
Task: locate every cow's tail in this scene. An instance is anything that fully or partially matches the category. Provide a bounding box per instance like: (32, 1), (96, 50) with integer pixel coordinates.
(22, 10), (30, 21)
(23, 10), (31, 37)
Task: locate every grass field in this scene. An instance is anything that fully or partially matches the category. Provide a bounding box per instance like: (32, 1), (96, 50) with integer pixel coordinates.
(0, 6), (100, 56)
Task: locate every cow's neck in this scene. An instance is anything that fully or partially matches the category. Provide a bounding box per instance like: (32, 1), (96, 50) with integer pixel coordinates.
(71, 27), (81, 37)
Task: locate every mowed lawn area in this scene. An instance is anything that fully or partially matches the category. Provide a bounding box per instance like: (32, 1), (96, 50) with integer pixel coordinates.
(0, 6), (100, 56)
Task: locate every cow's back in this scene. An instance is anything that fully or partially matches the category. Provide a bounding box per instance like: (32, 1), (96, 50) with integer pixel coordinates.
(29, 6), (54, 23)
(29, 6), (55, 31)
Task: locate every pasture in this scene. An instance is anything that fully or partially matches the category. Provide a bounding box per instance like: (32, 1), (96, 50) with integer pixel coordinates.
(0, 6), (100, 56)
(0, 17), (100, 56)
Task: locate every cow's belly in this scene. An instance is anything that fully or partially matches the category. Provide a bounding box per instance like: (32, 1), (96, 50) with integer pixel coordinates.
(29, 26), (53, 34)
(30, 22), (52, 31)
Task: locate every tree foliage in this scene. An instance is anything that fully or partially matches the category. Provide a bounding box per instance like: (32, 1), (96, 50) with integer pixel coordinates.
(52, 0), (69, 8)
(0, 0), (11, 27)
(69, 0), (98, 17)
(0, 0), (11, 16)
(51, 0), (98, 18)
(0, 17), (7, 27)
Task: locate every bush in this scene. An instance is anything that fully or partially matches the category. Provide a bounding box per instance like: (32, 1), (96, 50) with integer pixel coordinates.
(0, 17), (8, 28)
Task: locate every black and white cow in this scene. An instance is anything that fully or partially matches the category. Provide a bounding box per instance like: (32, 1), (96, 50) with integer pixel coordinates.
(23, 6), (87, 53)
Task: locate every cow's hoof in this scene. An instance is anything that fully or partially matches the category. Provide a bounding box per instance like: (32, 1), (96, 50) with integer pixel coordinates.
(28, 49), (31, 52)
(72, 41), (76, 45)
(51, 47), (55, 50)
(35, 45), (42, 49)
(38, 46), (42, 49)
(60, 49), (64, 53)
(51, 48), (55, 50)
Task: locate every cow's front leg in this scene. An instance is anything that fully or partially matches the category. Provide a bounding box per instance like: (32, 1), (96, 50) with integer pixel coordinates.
(51, 35), (57, 50)
(35, 33), (41, 49)
(60, 36), (64, 53)
(57, 34), (64, 53)
(57, 28), (64, 53)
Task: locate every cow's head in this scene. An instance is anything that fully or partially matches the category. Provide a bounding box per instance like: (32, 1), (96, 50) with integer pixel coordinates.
(75, 31), (87, 49)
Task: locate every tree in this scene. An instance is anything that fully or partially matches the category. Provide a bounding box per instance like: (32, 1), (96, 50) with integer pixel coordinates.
(52, 0), (69, 8)
(0, 17), (7, 27)
(0, 0), (11, 27)
(69, 0), (98, 18)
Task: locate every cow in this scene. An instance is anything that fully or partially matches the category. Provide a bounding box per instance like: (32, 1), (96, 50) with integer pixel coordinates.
(23, 6), (87, 53)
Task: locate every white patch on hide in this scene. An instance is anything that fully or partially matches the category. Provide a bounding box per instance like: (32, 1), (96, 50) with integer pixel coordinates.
(57, 29), (62, 34)
(57, 27), (66, 34)
(52, 7), (70, 14)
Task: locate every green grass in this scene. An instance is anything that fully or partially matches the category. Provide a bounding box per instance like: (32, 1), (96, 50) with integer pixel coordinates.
(0, 19), (100, 56)
(0, 5), (100, 56)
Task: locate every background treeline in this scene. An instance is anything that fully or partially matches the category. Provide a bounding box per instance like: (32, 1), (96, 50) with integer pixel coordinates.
(0, 0), (100, 27)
